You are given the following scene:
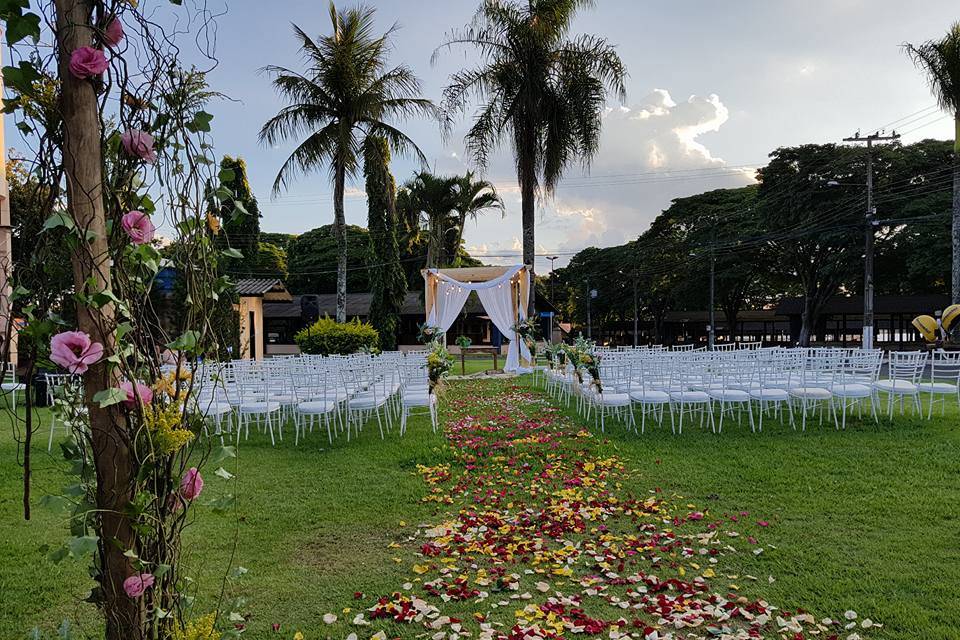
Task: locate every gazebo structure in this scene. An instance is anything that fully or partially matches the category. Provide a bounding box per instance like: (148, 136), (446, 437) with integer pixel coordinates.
(422, 265), (533, 373)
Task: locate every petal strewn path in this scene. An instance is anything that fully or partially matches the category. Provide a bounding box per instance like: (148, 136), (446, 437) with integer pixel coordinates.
(339, 380), (872, 640)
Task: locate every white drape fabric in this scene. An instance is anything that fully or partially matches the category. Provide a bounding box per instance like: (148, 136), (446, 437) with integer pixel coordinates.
(423, 266), (531, 373)
(425, 279), (471, 333)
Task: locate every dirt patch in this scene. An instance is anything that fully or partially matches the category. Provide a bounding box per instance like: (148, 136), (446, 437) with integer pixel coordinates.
(294, 527), (396, 574)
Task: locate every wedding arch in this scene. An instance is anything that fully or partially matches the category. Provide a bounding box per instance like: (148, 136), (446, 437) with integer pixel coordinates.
(422, 265), (533, 373)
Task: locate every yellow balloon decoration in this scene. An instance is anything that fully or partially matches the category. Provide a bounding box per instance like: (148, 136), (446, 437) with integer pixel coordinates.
(912, 315), (938, 342)
(942, 304), (960, 333)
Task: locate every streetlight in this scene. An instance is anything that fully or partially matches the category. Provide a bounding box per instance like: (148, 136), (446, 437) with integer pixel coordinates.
(584, 278), (597, 339)
(618, 268), (640, 347)
(689, 247), (715, 350)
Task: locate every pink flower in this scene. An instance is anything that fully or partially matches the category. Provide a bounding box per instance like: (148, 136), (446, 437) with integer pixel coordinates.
(181, 467), (204, 500)
(103, 18), (124, 48)
(69, 46), (108, 80)
(120, 129), (157, 163)
(119, 380), (153, 408)
(49, 331), (104, 375)
(120, 211), (156, 245)
(756, 520), (769, 527)
(123, 572), (155, 598)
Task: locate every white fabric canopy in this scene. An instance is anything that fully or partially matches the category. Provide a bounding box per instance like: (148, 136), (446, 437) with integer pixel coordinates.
(423, 265), (532, 373)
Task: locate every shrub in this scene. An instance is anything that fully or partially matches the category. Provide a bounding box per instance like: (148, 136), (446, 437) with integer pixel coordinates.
(294, 317), (380, 355)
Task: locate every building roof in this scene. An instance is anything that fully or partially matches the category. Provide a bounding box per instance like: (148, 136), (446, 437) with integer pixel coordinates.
(663, 309), (784, 323)
(234, 278), (292, 300)
(775, 294), (950, 316)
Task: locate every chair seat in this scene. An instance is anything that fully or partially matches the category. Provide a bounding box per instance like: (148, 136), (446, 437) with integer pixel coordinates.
(873, 379), (918, 394)
(350, 395), (387, 409)
(597, 392), (631, 406)
(1, 382), (25, 392)
(402, 393), (436, 407)
(788, 387), (832, 400)
(669, 390), (711, 403)
(707, 389), (750, 402)
(197, 401), (232, 417)
(832, 383), (872, 398)
(629, 389), (670, 403)
(917, 382), (958, 394)
(749, 388), (789, 401)
(239, 402), (279, 413)
(298, 400), (337, 414)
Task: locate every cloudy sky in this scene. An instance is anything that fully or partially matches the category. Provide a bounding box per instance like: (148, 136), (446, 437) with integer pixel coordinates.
(184, 0), (958, 269)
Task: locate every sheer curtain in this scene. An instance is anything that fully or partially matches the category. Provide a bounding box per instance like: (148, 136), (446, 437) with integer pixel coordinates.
(426, 279), (471, 332)
(476, 285), (531, 373)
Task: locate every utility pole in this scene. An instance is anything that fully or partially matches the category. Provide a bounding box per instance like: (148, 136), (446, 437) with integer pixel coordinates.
(545, 255), (559, 344)
(632, 276), (639, 347)
(708, 247), (715, 350)
(585, 278), (592, 339)
(843, 130), (900, 350)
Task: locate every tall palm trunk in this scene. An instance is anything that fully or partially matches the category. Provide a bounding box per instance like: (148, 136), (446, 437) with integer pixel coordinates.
(333, 161), (347, 323)
(54, 1), (141, 637)
(520, 132), (537, 318)
(953, 115), (960, 304)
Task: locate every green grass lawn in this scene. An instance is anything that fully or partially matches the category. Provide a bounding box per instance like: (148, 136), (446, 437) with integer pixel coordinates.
(1, 380), (958, 638)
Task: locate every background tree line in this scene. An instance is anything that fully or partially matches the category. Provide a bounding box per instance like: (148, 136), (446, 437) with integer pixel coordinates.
(550, 139), (954, 346)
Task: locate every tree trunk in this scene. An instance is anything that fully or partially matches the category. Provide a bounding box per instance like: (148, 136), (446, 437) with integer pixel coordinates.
(54, 1), (142, 637)
(520, 147), (536, 318)
(334, 161), (347, 323)
(952, 116), (960, 304)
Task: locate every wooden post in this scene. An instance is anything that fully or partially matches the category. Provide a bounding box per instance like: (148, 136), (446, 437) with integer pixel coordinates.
(54, 2), (142, 637)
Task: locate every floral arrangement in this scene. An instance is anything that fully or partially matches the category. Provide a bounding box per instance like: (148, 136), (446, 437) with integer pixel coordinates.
(564, 334), (601, 390)
(426, 341), (454, 390)
(418, 323), (444, 345)
(513, 317), (540, 359)
(454, 335), (472, 350)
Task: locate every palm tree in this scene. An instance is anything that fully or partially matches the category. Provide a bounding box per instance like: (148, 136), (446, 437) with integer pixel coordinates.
(260, 2), (433, 321)
(402, 171), (461, 268)
(450, 171), (503, 265)
(437, 0), (627, 313)
(905, 22), (960, 303)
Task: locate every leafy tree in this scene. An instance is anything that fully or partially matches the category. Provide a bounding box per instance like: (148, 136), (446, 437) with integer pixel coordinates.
(402, 172), (461, 268)
(254, 242), (288, 279)
(214, 155), (262, 277)
(439, 0), (627, 312)
(260, 2), (433, 322)
(286, 224), (372, 294)
(905, 23), (960, 303)
(364, 136), (407, 350)
(450, 172), (503, 265)
(260, 232), (297, 251)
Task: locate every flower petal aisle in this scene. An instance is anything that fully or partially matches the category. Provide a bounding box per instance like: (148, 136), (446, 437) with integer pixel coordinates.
(333, 380), (874, 640)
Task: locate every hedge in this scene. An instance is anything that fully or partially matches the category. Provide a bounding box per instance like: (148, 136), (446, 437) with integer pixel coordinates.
(294, 317), (380, 355)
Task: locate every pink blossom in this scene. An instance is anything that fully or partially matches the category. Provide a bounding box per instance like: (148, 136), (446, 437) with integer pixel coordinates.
(756, 520), (769, 527)
(123, 572), (155, 598)
(120, 129), (157, 163)
(49, 331), (104, 375)
(103, 18), (124, 48)
(181, 467), (204, 500)
(119, 380), (153, 408)
(69, 46), (108, 80)
(120, 211), (156, 245)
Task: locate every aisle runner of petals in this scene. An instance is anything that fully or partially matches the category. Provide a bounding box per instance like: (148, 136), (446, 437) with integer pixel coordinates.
(333, 381), (876, 640)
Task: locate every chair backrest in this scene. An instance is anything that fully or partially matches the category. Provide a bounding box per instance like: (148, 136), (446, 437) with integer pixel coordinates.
(930, 350), (960, 383)
(888, 351), (928, 383)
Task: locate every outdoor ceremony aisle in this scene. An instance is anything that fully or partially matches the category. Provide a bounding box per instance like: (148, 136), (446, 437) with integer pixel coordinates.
(325, 379), (873, 640)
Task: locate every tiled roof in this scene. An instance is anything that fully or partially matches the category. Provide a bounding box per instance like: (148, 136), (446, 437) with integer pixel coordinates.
(234, 278), (285, 296)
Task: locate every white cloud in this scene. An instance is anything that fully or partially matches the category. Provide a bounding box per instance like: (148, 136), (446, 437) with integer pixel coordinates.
(456, 88), (755, 267)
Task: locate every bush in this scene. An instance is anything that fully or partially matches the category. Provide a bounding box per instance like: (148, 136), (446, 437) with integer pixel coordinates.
(294, 317), (380, 355)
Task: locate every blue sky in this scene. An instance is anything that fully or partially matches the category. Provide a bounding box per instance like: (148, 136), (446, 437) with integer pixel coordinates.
(30, 1), (960, 269)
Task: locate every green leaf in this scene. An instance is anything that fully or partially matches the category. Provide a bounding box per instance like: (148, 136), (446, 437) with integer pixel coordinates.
(218, 167), (236, 184)
(208, 494), (236, 514)
(39, 495), (72, 514)
(42, 211), (75, 232)
(186, 110), (214, 133)
(92, 388), (127, 408)
(220, 247), (243, 259)
(66, 535), (99, 559)
(214, 466), (235, 480)
(166, 330), (200, 352)
(6, 12), (41, 46)
(210, 445), (237, 465)
(153, 563), (171, 578)
(2, 60), (40, 94)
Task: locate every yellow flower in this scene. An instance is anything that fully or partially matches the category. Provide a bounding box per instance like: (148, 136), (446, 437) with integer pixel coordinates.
(293, 633), (304, 640)
(206, 211), (221, 235)
(142, 400), (195, 455)
(172, 614), (220, 640)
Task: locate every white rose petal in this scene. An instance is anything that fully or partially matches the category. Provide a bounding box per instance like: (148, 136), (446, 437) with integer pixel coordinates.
(322, 613), (337, 624)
